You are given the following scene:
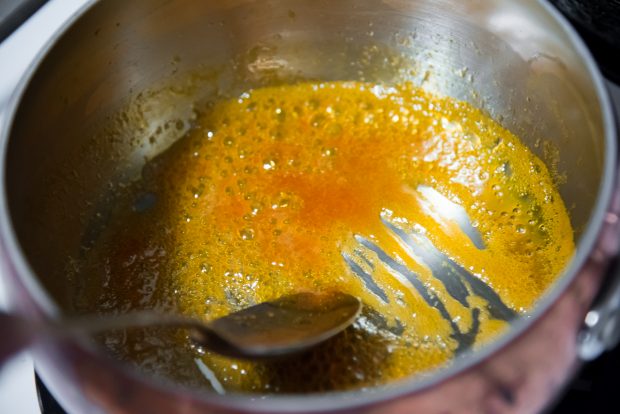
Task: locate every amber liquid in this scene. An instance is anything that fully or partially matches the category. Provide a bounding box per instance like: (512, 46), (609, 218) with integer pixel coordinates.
(74, 82), (574, 393)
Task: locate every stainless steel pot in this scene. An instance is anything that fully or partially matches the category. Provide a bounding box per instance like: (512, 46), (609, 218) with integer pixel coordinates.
(0, 0), (618, 413)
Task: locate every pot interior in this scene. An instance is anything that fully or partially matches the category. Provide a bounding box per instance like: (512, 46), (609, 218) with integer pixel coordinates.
(3, 0), (611, 396)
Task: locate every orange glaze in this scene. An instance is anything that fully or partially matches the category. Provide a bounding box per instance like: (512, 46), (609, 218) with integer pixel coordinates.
(77, 81), (575, 393)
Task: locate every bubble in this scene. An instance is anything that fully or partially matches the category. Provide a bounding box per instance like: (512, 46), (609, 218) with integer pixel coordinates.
(270, 129), (284, 141)
(263, 159), (277, 171)
(292, 105), (303, 117)
(311, 114), (326, 127)
(321, 147), (336, 157)
(192, 344), (207, 356)
(250, 202), (263, 215)
(239, 228), (255, 240)
(200, 263), (212, 274)
(276, 193), (291, 208)
(516, 225), (526, 234)
(307, 98), (320, 110)
(224, 136), (235, 146)
(275, 107), (286, 122)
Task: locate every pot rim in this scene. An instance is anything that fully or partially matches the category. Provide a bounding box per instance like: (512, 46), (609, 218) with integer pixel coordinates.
(0, 0), (616, 412)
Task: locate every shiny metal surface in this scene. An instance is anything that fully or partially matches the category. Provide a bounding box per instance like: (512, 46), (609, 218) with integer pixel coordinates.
(0, 0), (616, 413)
(345, 189), (517, 355)
(578, 201), (620, 360)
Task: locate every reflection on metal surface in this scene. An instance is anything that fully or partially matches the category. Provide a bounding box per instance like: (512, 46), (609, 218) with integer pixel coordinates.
(342, 252), (389, 303)
(417, 185), (485, 250)
(352, 233), (480, 353)
(345, 186), (517, 353)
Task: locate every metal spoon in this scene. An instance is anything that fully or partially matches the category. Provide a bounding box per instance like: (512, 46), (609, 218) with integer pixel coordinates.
(0, 291), (361, 364)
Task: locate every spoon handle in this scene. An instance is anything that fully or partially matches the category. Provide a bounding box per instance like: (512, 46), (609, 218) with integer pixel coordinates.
(0, 310), (205, 367)
(60, 311), (206, 336)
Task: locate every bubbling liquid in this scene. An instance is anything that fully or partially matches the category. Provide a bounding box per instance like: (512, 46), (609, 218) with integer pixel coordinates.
(75, 81), (574, 393)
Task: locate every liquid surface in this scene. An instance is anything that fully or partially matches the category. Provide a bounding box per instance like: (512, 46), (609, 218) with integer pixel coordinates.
(75, 81), (574, 393)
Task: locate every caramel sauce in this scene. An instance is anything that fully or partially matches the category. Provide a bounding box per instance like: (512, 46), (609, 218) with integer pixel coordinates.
(76, 81), (574, 393)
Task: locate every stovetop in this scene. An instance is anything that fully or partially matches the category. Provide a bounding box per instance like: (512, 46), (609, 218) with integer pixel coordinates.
(1, 1), (620, 413)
